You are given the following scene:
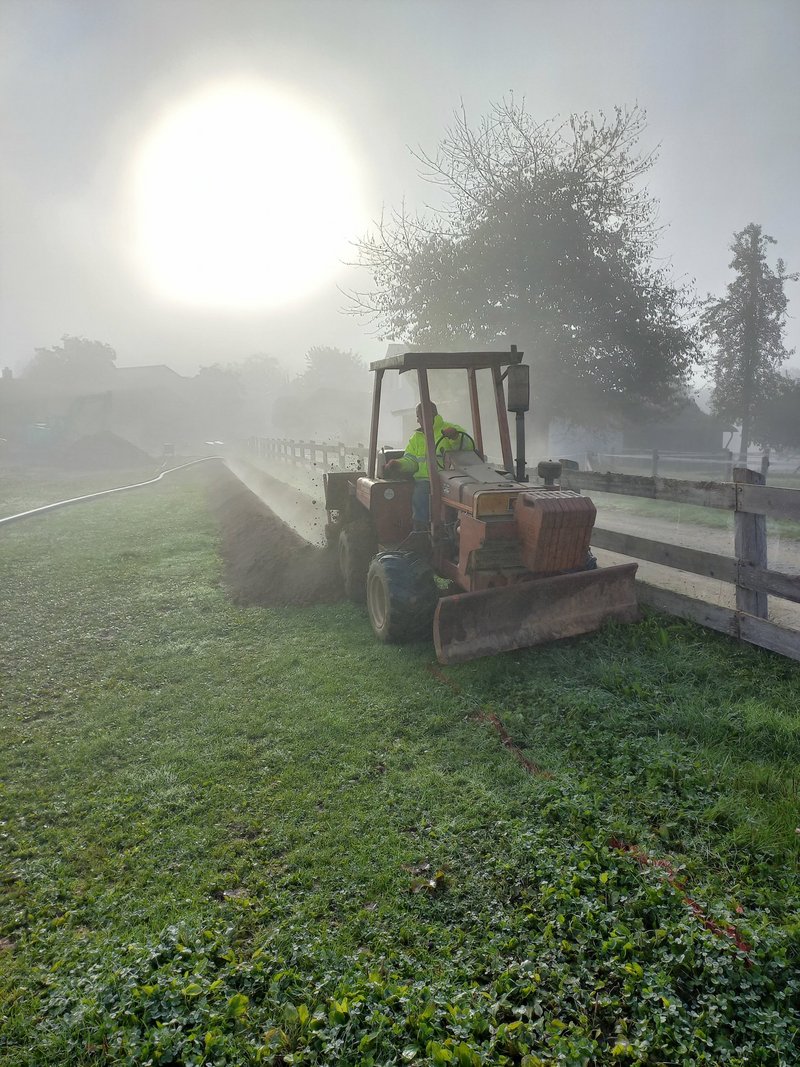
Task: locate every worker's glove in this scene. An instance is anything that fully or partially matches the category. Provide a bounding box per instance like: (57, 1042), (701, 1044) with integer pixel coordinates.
(383, 459), (403, 478)
(441, 426), (460, 440)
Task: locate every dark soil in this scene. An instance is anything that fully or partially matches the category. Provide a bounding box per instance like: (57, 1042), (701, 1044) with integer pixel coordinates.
(207, 464), (342, 606)
(59, 431), (153, 470)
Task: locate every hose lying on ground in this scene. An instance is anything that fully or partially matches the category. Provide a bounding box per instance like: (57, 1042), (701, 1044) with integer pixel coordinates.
(0, 458), (224, 528)
(2, 459), (342, 606)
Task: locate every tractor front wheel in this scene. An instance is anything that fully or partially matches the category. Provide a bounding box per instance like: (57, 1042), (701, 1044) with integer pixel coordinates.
(338, 523), (376, 601)
(366, 552), (438, 643)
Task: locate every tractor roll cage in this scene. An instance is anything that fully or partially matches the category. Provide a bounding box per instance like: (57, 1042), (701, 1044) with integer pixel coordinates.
(367, 347), (523, 538)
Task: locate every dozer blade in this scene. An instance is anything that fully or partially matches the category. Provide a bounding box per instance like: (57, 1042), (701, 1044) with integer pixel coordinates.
(433, 563), (639, 665)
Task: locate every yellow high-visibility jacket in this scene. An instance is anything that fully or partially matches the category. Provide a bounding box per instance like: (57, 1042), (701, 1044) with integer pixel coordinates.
(398, 413), (472, 480)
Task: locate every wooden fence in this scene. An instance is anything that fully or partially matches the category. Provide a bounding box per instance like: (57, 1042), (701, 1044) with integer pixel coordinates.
(248, 436), (800, 663)
(584, 449), (772, 481)
(560, 467), (800, 663)
(248, 436), (368, 472)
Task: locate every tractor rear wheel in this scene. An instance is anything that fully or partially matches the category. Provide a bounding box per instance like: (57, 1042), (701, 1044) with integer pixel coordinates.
(338, 523), (376, 601)
(366, 552), (438, 643)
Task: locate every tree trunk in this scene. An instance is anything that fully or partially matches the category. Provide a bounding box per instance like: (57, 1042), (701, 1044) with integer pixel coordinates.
(738, 406), (750, 465)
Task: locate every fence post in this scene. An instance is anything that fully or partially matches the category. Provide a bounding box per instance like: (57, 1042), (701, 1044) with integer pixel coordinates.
(651, 449), (659, 479)
(722, 448), (733, 481)
(321, 443), (329, 470)
(761, 449), (770, 479)
(734, 467), (768, 619)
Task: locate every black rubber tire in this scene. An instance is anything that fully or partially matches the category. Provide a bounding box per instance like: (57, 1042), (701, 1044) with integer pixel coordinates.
(366, 552), (438, 643)
(338, 523), (376, 602)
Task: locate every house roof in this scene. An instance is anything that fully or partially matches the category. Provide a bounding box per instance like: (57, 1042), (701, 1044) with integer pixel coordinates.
(115, 365), (187, 389)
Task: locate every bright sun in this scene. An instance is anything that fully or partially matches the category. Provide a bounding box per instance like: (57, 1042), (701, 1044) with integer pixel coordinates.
(131, 81), (367, 310)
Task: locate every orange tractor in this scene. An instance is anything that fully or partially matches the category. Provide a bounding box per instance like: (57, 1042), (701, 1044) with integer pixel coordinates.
(323, 348), (639, 663)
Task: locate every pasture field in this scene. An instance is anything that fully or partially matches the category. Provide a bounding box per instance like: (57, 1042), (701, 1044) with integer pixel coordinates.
(1, 468), (798, 1065)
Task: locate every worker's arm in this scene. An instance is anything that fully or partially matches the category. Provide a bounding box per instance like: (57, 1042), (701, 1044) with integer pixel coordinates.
(440, 421), (474, 449)
(384, 452), (419, 477)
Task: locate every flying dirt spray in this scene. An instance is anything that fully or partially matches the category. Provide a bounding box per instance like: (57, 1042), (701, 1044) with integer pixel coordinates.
(208, 464), (341, 606)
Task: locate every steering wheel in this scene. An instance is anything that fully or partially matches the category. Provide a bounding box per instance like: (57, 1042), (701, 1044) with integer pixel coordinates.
(434, 430), (482, 468)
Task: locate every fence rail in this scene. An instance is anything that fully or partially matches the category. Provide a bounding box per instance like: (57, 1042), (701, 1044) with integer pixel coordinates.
(561, 466), (800, 663)
(248, 436), (800, 663)
(248, 436), (368, 472)
(584, 449), (776, 481)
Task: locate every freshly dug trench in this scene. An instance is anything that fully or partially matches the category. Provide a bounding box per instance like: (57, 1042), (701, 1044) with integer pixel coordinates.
(207, 465), (342, 606)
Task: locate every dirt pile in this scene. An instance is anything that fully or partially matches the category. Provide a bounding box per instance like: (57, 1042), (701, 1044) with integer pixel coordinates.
(60, 431), (152, 470)
(208, 465), (342, 606)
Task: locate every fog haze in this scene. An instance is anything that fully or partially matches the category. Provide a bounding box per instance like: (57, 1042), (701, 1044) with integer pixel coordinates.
(2, 0), (799, 375)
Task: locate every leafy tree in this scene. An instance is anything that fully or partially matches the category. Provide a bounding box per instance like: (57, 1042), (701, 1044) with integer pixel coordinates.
(24, 335), (117, 390)
(298, 346), (365, 391)
(236, 353), (285, 394)
(701, 224), (797, 462)
(752, 373), (800, 451)
(271, 347), (369, 440)
(351, 101), (697, 428)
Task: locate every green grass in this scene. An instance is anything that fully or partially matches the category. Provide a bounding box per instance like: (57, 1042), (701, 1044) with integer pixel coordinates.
(768, 473), (800, 490)
(1, 469), (798, 1065)
(0, 466), (159, 517)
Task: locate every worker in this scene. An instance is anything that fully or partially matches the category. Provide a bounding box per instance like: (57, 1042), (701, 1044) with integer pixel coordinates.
(384, 402), (472, 524)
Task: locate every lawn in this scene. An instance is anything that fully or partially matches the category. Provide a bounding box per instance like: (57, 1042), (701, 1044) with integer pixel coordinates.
(0, 466), (158, 518)
(1, 467), (798, 1065)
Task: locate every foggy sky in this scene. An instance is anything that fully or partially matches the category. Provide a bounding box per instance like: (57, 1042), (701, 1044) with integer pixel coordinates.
(2, 0), (799, 378)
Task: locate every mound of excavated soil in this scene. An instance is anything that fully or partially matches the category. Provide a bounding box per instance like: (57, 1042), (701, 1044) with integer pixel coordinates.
(60, 430), (152, 470)
(207, 465), (342, 606)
